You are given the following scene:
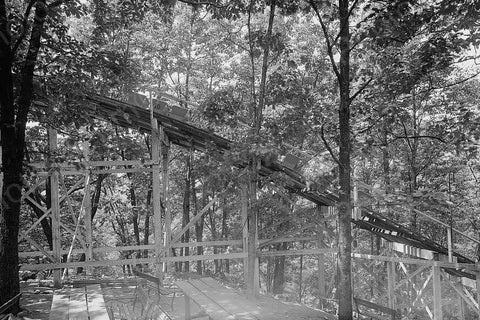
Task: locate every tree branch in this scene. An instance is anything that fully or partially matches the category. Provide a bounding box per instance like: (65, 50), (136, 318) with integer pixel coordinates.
(308, 0), (341, 80)
(177, 0), (226, 8)
(391, 135), (447, 144)
(12, 0), (36, 54)
(321, 124), (341, 167)
(349, 77), (372, 103)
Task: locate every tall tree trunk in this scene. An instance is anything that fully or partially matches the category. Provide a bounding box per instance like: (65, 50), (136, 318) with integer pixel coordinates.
(337, 0), (353, 318)
(0, 0), (47, 310)
(255, 0), (276, 134)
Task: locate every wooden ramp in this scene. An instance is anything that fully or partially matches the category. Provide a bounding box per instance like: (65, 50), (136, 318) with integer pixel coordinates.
(49, 284), (109, 320)
(176, 277), (336, 320)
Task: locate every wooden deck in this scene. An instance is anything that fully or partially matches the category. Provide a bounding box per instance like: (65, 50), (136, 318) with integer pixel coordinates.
(49, 284), (109, 320)
(176, 277), (336, 320)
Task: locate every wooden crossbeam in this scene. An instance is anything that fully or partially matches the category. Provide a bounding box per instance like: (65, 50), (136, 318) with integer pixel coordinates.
(19, 177), (85, 241)
(23, 193), (47, 213)
(19, 231), (55, 262)
(257, 248), (336, 257)
(161, 196), (218, 255)
(443, 271), (478, 311)
(22, 176), (48, 200)
(411, 272), (433, 307)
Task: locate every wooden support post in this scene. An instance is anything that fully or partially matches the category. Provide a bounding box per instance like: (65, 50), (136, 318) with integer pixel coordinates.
(184, 294), (191, 320)
(352, 181), (360, 220)
(476, 265), (480, 320)
(48, 127), (62, 288)
(432, 264), (443, 320)
(83, 140), (93, 275)
(246, 181), (259, 297)
(447, 227), (453, 263)
(387, 261), (396, 310)
(152, 118), (163, 280)
(241, 185), (248, 281)
(317, 206), (326, 303)
(162, 135), (170, 273)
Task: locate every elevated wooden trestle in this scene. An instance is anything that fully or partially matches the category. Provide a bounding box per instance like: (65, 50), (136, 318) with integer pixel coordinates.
(16, 93), (480, 320)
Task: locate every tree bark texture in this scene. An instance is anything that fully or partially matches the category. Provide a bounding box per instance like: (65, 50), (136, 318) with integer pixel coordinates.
(337, 0), (353, 318)
(0, 0), (46, 310)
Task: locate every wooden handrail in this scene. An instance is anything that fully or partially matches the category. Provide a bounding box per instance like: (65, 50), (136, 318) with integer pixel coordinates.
(0, 293), (21, 315)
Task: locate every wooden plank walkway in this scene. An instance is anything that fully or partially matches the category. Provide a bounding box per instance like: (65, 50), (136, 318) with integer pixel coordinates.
(176, 277), (336, 320)
(49, 284), (109, 320)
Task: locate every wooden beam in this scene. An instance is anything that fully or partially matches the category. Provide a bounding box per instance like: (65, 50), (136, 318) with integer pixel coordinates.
(162, 196), (218, 254)
(20, 257), (158, 271)
(443, 271), (478, 311)
(476, 266), (480, 320)
(432, 265), (443, 320)
(387, 261), (396, 310)
(241, 185), (248, 281)
(19, 231), (55, 262)
(317, 206), (327, 300)
(151, 117), (163, 279)
(162, 135), (170, 273)
(19, 177), (85, 242)
(48, 127), (62, 288)
(352, 253), (476, 270)
(257, 248), (336, 257)
(162, 252), (246, 263)
(83, 140), (93, 275)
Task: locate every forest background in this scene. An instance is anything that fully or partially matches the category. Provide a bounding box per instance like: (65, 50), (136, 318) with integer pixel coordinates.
(0, 0), (479, 319)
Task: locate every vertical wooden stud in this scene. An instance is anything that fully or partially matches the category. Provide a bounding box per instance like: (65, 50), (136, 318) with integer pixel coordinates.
(151, 118), (163, 280)
(241, 185), (248, 281)
(184, 294), (191, 320)
(162, 135), (170, 273)
(387, 260), (396, 310)
(48, 127), (62, 288)
(246, 180), (259, 297)
(432, 264), (443, 320)
(476, 265), (480, 320)
(317, 206), (326, 302)
(447, 227), (453, 263)
(83, 140), (93, 275)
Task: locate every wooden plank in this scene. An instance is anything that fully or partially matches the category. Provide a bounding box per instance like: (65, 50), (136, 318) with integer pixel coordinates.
(354, 298), (396, 318)
(68, 286), (88, 320)
(176, 280), (235, 320)
(192, 278), (259, 319)
(49, 288), (70, 320)
(86, 284), (109, 320)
